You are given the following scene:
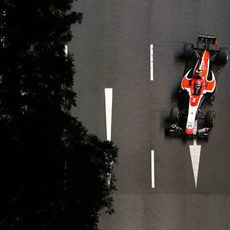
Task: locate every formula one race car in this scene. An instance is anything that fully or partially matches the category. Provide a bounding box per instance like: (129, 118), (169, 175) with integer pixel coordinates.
(166, 34), (229, 139)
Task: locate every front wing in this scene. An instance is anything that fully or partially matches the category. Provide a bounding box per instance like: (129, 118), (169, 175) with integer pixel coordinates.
(166, 123), (210, 139)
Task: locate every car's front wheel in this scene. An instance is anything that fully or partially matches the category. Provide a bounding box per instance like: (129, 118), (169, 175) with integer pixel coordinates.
(170, 106), (180, 123)
(205, 111), (215, 128)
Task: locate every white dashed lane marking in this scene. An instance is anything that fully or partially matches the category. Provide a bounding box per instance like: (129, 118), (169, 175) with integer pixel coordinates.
(151, 150), (155, 188)
(150, 44), (154, 81)
(105, 88), (113, 141)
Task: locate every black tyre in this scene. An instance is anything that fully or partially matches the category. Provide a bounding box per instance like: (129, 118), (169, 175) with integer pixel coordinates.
(170, 106), (180, 123)
(217, 47), (229, 65)
(183, 43), (194, 60)
(209, 94), (215, 105)
(205, 111), (215, 128)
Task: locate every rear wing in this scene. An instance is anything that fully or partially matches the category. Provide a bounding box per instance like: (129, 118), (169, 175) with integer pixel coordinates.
(197, 34), (218, 50)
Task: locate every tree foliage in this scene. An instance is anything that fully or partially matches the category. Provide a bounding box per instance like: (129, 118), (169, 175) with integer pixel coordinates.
(0, 1), (117, 229)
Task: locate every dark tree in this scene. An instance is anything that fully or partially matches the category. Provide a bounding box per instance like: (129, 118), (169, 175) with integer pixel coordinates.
(0, 1), (117, 229)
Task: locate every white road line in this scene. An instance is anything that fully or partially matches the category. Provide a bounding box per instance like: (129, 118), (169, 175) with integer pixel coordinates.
(105, 88), (113, 141)
(189, 139), (201, 188)
(150, 44), (154, 81)
(151, 150), (155, 188)
(64, 45), (68, 56)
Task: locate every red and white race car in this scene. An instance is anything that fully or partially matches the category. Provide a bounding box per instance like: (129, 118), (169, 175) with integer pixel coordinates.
(166, 34), (229, 139)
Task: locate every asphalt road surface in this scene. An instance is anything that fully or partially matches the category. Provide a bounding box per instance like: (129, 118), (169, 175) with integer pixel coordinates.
(71, 0), (230, 229)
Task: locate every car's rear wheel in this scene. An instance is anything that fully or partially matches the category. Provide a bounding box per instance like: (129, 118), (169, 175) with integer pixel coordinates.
(170, 106), (180, 123)
(205, 111), (215, 128)
(183, 43), (194, 60)
(216, 47), (229, 65)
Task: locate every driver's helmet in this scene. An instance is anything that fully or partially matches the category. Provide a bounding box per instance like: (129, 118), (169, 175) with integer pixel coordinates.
(195, 80), (202, 89)
(195, 69), (202, 75)
(195, 69), (202, 78)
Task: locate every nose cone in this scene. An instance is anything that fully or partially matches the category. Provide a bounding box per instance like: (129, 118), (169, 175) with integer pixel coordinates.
(186, 128), (193, 135)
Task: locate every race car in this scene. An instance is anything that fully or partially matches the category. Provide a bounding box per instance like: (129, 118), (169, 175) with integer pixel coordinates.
(166, 34), (229, 139)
